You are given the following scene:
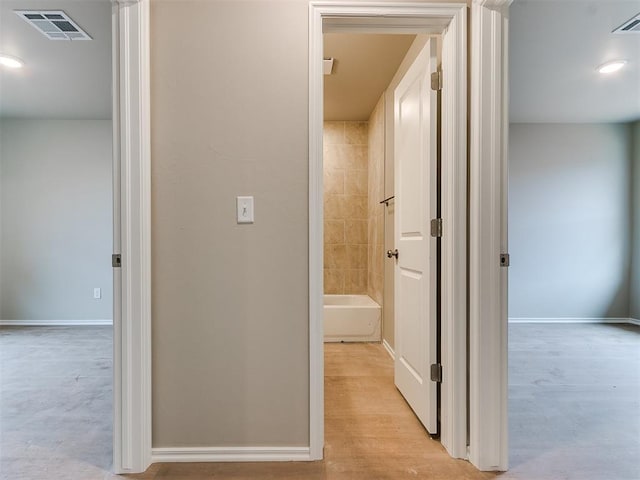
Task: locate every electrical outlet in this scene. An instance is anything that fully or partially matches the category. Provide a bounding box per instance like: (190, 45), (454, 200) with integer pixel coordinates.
(94, 288), (102, 299)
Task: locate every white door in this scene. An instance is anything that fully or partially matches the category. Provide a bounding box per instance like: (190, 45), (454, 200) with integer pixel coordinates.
(393, 39), (438, 434)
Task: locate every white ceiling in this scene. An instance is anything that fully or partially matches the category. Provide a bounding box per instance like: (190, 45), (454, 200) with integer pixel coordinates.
(510, 0), (640, 123)
(3, 1), (636, 123)
(0, 0), (111, 119)
(324, 34), (416, 121)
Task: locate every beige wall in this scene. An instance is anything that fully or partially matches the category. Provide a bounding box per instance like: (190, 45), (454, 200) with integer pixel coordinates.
(150, 0), (467, 449)
(367, 97), (385, 306)
(151, 0), (309, 447)
(323, 122), (369, 295)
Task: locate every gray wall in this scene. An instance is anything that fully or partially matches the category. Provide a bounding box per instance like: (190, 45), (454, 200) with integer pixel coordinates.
(631, 121), (640, 320)
(509, 123), (631, 319)
(0, 119), (112, 321)
(150, 0), (465, 448)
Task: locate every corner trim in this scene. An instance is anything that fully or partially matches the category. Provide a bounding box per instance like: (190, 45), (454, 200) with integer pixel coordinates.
(629, 318), (640, 326)
(0, 320), (112, 326)
(151, 447), (312, 463)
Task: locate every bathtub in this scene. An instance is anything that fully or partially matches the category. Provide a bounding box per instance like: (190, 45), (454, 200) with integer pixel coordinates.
(324, 295), (381, 343)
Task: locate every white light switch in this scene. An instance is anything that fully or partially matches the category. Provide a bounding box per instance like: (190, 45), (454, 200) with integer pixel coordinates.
(236, 196), (254, 224)
(94, 288), (102, 299)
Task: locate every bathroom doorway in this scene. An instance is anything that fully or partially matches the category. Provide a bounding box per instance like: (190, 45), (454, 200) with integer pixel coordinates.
(321, 31), (444, 471)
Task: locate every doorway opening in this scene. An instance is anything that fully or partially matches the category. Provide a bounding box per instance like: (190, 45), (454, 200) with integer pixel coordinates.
(310, 2), (469, 466)
(0, 1), (115, 477)
(321, 30), (452, 472)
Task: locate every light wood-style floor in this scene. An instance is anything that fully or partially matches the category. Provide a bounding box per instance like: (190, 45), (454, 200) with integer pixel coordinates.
(1, 324), (638, 479)
(134, 343), (493, 480)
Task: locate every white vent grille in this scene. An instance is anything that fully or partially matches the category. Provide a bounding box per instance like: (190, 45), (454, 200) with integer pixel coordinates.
(15, 10), (92, 41)
(613, 12), (640, 34)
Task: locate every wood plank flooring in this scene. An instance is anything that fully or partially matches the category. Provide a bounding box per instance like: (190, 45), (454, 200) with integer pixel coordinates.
(1, 324), (638, 479)
(136, 343), (492, 480)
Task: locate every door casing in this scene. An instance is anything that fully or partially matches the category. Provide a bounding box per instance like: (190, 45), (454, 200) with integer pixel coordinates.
(111, 0), (152, 474)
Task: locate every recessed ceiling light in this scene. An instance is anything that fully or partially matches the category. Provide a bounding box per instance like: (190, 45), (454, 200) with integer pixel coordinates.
(597, 60), (627, 74)
(0, 54), (24, 69)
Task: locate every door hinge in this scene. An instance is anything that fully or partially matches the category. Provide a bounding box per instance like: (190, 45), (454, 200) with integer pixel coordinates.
(112, 254), (121, 268)
(500, 253), (510, 267)
(431, 71), (442, 91)
(430, 218), (443, 238)
(430, 363), (443, 383)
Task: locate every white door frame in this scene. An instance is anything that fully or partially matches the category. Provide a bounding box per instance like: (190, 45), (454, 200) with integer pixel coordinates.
(105, 0), (510, 473)
(469, 0), (512, 472)
(309, 1), (468, 462)
(111, 0), (152, 474)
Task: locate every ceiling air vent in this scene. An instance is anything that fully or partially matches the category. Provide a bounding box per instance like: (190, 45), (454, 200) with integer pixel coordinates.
(15, 10), (92, 40)
(613, 12), (640, 34)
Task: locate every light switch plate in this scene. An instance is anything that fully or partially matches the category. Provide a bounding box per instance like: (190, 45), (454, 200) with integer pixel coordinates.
(236, 196), (254, 224)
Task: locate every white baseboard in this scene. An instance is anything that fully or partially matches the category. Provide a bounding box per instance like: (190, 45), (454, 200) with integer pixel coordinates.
(628, 318), (640, 326)
(0, 319), (112, 326)
(382, 339), (395, 360)
(151, 446), (311, 463)
(509, 317), (633, 325)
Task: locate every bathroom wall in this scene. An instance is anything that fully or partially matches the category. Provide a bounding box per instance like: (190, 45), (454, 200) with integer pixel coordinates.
(367, 96), (385, 305)
(323, 121), (369, 294)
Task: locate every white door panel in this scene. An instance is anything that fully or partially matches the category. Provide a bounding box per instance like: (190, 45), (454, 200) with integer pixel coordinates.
(393, 38), (438, 434)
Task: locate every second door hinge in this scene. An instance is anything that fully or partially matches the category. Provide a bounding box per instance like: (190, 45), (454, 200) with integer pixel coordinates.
(431, 71), (442, 91)
(112, 254), (121, 268)
(430, 363), (443, 383)
(500, 253), (510, 267)
(430, 218), (443, 237)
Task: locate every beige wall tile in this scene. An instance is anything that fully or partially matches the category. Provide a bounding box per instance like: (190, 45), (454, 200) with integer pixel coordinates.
(345, 145), (368, 171)
(324, 220), (345, 245)
(345, 122), (368, 145)
(324, 268), (345, 294)
(367, 94), (385, 307)
(345, 195), (368, 220)
(323, 145), (345, 170)
(324, 244), (346, 269)
(324, 169), (345, 195)
(346, 269), (367, 294)
(346, 244), (368, 269)
(324, 121), (370, 296)
(325, 195), (346, 220)
(323, 121), (344, 145)
(345, 219), (367, 245)
(345, 169), (368, 196)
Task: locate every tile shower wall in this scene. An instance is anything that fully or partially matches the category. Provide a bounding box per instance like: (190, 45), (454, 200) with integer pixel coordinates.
(367, 95), (385, 306)
(323, 121), (369, 294)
